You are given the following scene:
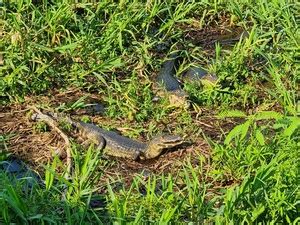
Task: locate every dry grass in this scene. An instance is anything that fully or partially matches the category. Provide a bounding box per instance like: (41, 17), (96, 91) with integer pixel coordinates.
(0, 88), (236, 181)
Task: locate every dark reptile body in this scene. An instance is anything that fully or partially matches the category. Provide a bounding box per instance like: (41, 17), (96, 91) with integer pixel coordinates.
(156, 53), (182, 92)
(75, 121), (145, 160)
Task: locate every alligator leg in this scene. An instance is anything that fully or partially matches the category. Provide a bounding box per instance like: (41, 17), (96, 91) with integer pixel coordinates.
(81, 134), (106, 152)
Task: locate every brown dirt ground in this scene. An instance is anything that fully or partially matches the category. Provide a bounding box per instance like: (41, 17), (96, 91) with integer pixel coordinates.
(178, 11), (251, 50)
(0, 88), (238, 186)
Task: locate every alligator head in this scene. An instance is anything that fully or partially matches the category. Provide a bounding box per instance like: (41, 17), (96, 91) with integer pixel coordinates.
(143, 134), (183, 159)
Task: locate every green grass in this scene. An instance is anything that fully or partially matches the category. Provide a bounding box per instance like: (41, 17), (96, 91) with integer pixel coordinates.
(1, 0), (299, 224)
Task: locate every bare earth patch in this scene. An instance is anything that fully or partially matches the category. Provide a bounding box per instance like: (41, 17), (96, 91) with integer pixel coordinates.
(0, 88), (237, 184)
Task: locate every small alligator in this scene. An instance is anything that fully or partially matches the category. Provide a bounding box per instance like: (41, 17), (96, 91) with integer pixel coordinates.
(67, 118), (183, 160)
(156, 53), (189, 108)
(156, 53), (218, 107)
(157, 53), (182, 92)
(33, 113), (183, 160)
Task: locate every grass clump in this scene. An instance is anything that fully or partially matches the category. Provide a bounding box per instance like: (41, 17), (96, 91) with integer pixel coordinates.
(0, 145), (108, 224)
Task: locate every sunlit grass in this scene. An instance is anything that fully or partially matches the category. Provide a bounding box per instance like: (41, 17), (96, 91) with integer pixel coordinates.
(0, 0), (299, 224)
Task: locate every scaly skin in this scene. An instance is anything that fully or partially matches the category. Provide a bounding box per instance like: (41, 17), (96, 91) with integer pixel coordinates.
(68, 119), (183, 160)
(156, 53), (189, 108)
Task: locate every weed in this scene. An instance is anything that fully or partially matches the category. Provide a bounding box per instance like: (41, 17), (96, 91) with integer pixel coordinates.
(0, 135), (12, 161)
(33, 121), (49, 133)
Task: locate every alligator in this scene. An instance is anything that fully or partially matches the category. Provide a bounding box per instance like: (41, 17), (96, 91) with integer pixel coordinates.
(157, 53), (182, 92)
(156, 53), (218, 108)
(68, 118), (183, 160)
(156, 53), (189, 108)
(33, 113), (183, 160)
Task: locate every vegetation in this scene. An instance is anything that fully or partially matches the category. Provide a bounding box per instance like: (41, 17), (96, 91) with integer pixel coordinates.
(0, 0), (299, 224)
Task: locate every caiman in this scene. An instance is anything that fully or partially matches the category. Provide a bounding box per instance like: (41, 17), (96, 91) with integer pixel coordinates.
(33, 113), (183, 160)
